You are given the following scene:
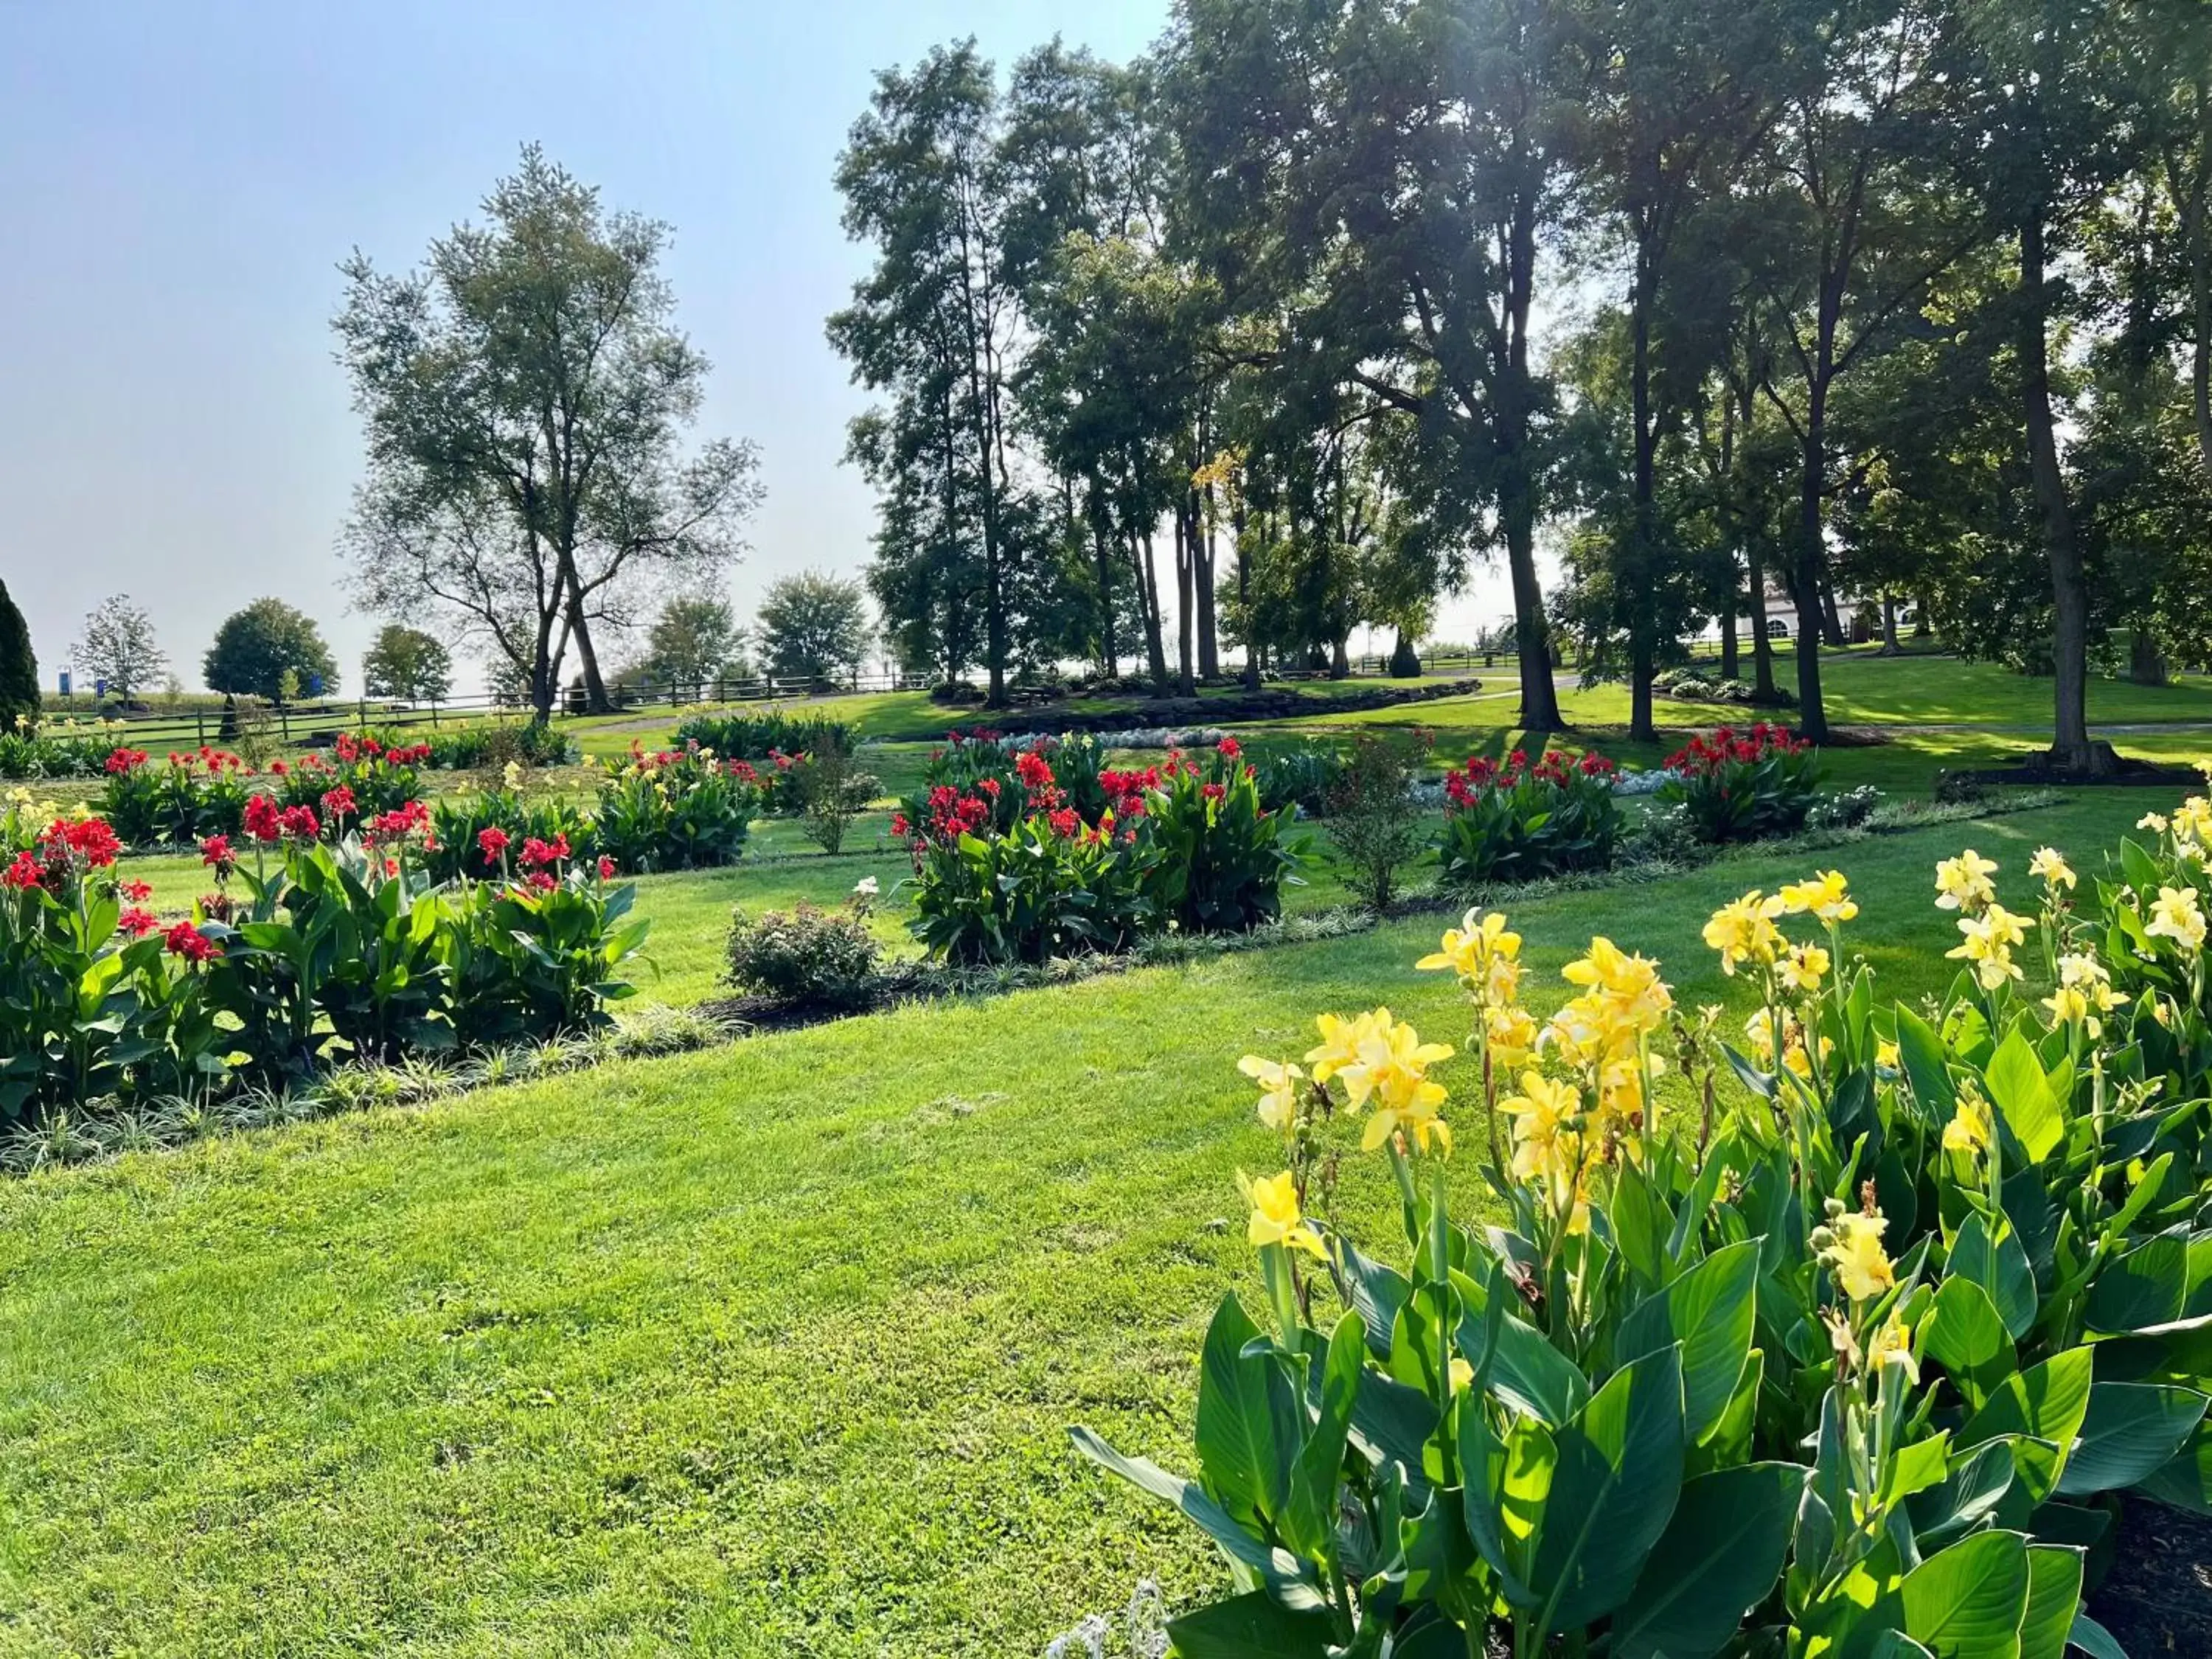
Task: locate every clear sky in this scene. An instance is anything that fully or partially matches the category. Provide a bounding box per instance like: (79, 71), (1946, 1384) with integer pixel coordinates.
(1, 0), (1515, 695)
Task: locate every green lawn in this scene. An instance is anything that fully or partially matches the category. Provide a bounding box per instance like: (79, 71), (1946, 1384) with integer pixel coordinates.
(0, 787), (2180, 1657)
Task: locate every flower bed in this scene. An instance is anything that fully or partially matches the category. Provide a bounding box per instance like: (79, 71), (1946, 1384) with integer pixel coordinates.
(1077, 808), (2212, 1655)
(1661, 720), (1824, 842)
(670, 707), (856, 761)
(898, 734), (1298, 964)
(1436, 745), (1626, 886)
(1, 797), (645, 1126)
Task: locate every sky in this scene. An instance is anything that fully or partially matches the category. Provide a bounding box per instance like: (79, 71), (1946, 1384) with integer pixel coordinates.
(0, 0), (1518, 695)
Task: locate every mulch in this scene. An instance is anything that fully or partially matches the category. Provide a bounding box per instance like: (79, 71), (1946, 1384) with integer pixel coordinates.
(2086, 1499), (2212, 1655)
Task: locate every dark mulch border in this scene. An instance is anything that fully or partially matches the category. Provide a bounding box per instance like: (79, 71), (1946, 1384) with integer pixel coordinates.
(1946, 740), (2203, 790)
(2086, 1498), (2212, 1653)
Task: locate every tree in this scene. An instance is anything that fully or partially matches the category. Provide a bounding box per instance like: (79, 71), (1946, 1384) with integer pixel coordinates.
(71, 594), (164, 700)
(757, 572), (872, 684)
(0, 578), (37, 730)
(336, 145), (762, 719)
(204, 598), (338, 703)
(643, 596), (748, 699)
(361, 625), (453, 701)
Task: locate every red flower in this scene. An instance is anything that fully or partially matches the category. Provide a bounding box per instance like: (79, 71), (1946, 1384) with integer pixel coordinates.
(278, 804), (321, 841)
(477, 826), (511, 860)
(164, 921), (219, 963)
(119, 877), (153, 902)
(244, 794), (282, 843)
(201, 832), (237, 875)
(978, 776), (1001, 796)
(519, 833), (570, 869)
(889, 813), (911, 838)
(119, 906), (160, 938)
(335, 732), (361, 764)
(321, 785), (358, 819)
(2, 851), (43, 891)
(1048, 807), (1079, 838)
(43, 817), (121, 869)
(522, 871), (558, 894)
(1202, 782), (1226, 802)
(1015, 751), (1056, 792)
(269, 759), (290, 776)
(105, 747), (149, 775)
(596, 855), (617, 882)
(1217, 736), (1242, 759)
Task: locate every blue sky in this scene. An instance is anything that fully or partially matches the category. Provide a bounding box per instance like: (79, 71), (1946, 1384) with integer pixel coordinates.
(1, 0), (1517, 694)
(0, 0), (1177, 690)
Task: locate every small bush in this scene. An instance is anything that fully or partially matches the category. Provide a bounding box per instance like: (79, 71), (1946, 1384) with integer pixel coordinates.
(723, 900), (882, 1009)
(1136, 740), (1299, 933)
(1659, 722), (1823, 842)
(1436, 746), (1624, 887)
(1325, 731), (1430, 910)
(671, 707), (855, 761)
(789, 748), (881, 855)
(1807, 783), (1884, 831)
(1251, 742), (1347, 815)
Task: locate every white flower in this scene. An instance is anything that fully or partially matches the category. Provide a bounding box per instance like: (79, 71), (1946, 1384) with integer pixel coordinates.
(853, 876), (880, 898)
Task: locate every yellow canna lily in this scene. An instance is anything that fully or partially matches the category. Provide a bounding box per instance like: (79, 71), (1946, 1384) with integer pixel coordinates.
(1867, 1310), (1920, 1384)
(1821, 1209), (1895, 1303)
(2028, 846), (2076, 891)
(1778, 942), (1830, 995)
(1237, 1055), (1305, 1132)
(1933, 850), (1998, 914)
(1779, 869), (1859, 922)
(1703, 891), (1786, 975)
(1241, 1171), (1326, 1259)
(1942, 1088), (1993, 1157)
(2146, 886), (2208, 955)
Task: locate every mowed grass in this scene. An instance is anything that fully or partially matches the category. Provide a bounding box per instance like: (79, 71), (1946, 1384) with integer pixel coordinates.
(0, 787), (2178, 1658)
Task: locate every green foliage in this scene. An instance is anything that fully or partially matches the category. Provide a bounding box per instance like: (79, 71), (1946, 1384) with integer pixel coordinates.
(642, 596), (748, 698)
(204, 599), (339, 702)
(1660, 723), (1826, 843)
(1137, 744), (1299, 933)
(70, 594), (164, 700)
(670, 706), (856, 761)
(1323, 731), (1429, 911)
(787, 747), (881, 855)
(590, 748), (760, 873)
(907, 815), (1153, 967)
(405, 720), (577, 771)
(756, 570), (872, 684)
(0, 577), (37, 731)
(423, 790), (594, 884)
(360, 625), (453, 701)
(1436, 747), (1626, 887)
(723, 900), (882, 1009)
(1251, 741), (1347, 815)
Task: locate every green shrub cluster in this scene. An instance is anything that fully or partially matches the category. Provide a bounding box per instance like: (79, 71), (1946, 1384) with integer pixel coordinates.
(671, 706), (855, 760)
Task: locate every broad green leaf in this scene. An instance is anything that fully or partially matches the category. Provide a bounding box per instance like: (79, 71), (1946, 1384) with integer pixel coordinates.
(2066, 1612), (2128, 1659)
(1610, 1461), (1801, 1659)
(2138, 1411), (2212, 1513)
(1949, 1210), (2037, 1342)
(1898, 1528), (2031, 1658)
(1880, 1432), (1955, 1510)
(2085, 1228), (2190, 1335)
(1161, 1590), (1335, 1658)
(1907, 1439), (2016, 1547)
(1922, 1276), (2018, 1411)
(1984, 1031), (2062, 1163)
(1068, 1426), (1309, 1592)
(1960, 1351), (2094, 1503)
(1455, 1295), (1590, 1428)
(1527, 1344), (1686, 1632)
(2017, 1545), (2081, 1659)
(1894, 1004), (1956, 1127)
(1458, 1394), (1553, 1606)
(1610, 1161), (1672, 1292)
(1284, 1312), (1363, 1559)
(2053, 1381), (2208, 1498)
(1194, 1295), (1298, 1529)
(1615, 1239), (1758, 1444)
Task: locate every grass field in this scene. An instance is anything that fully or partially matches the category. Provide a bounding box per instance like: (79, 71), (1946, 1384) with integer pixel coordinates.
(0, 786), (2180, 1656)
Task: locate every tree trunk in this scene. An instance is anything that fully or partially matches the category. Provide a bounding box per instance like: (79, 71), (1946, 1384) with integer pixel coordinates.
(1235, 496), (1259, 690)
(1627, 246), (1660, 745)
(1175, 501), (1197, 698)
(1879, 592), (1899, 655)
(2020, 209), (2104, 775)
(1793, 410), (1829, 743)
(1818, 578), (1845, 649)
(1747, 546), (1778, 702)
(1195, 484), (1220, 681)
(2190, 73), (2212, 479)
(1501, 185), (1562, 732)
(1719, 592), (1739, 683)
(1138, 528), (1169, 689)
(1091, 504), (1118, 678)
(1330, 636), (1350, 679)
(1503, 486), (1562, 730)
(2131, 623), (2168, 686)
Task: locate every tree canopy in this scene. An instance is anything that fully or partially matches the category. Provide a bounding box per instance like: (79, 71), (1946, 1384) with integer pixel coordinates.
(204, 598), (338, 703)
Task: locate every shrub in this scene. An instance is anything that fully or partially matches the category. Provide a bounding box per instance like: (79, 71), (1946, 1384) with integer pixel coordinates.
(1077, 848), (2212, 1656)
(1325, 731), (1430, 910)
(787, 747), (881, 855)
(0, 578), (35, 734)
(671, 706), (855, 761)
(423, 787), (595, 883)
(1251, 741), (1347, 815)
(724, 895), (882, 1008)
(591, 741), (762, 872)
(1136, 739), (1299, 933)
(907, 813), (1153, 965)
(1660, 722), (1823, 842)
(1807, 782), (1885, 831)
(400, 720), (577, 771)
(1435, 745), (1624, 886)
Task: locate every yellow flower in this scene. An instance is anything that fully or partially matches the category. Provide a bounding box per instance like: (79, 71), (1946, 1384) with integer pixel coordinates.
(1877, 1038), (1901, 1070)
(1237, 1055), (1305, 1132)
(1934, 849), (1998, 914)
(1703, 891), (1785, 975)
(1778, 942), (1831, 995)
(1779, 869), (1859, 922)
(1947, 902), (2033, 990)
(2146, 886), (2208, 955)
(1416, 909), (1521, 996)
(1560, 936), (1674, 1037)
(2140, 812), (2171, 833)
(1942, 1088), (1993, 1156)
(2028, 846), (2075, 891)
(1242, 1171), (1326, 1259)
(1820, 1209), (1895, 1302)
(1334, 1015), (1453, 1154)
(503, 759), (527, 793)
(1483, 1003), (1540, 1068)
(1745, 1007), (1826, 1078)
(1498, 1071), (1579, 1183)
(1305, 1010), (1382, 1083)
(1449, 1356), (1474, 1392)
(1866, 1310), (1920, 1384)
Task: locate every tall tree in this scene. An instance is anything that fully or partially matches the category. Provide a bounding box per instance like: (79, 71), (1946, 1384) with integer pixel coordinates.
(757, 571), (873, 684)
(641, 596), (747, 700)
(71, 594), (164, 700)
(361, 625), (453, 702)
(336, 145), (761, 719)
(1166, 0), (1583, 729)
(832, 45), (1023, 706)
(0, 579), (38, 730)
(204, 598), (339, 703)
